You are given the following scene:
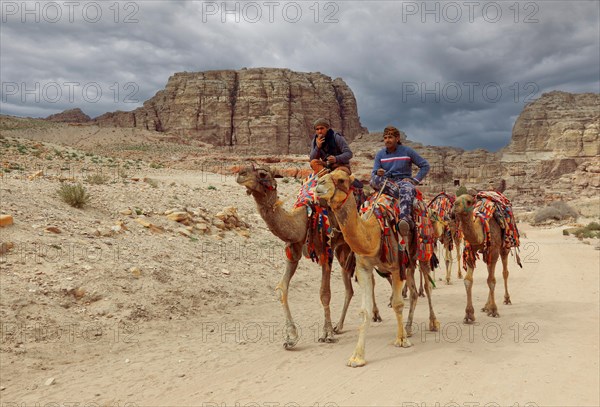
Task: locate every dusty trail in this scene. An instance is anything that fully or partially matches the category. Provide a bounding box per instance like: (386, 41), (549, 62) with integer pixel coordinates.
(2, 225), (598, 407)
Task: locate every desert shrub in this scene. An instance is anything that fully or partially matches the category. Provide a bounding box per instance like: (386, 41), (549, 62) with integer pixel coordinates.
(57, 183), (90, 208)
(563, 223), (600, 239)
(533, 201), (578, 224)
(85, 174), (110, 185)
(145, 178), (159, 188)
(586, 222), (600, 231)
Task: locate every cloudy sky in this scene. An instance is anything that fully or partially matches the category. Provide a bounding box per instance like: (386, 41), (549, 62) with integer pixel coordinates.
(1, 0), (598, 150)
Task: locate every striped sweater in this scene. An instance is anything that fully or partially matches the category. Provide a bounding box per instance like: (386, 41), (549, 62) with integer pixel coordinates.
(370, 144), (430, 189)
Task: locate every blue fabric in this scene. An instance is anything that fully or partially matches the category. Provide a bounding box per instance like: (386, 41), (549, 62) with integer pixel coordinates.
(370, 144), (430, 189)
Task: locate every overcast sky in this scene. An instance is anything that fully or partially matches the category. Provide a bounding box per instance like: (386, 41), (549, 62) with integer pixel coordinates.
(1, 0), (598, 151)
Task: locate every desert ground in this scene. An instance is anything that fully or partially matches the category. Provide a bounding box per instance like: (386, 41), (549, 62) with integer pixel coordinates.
(0, 123), (598, 407)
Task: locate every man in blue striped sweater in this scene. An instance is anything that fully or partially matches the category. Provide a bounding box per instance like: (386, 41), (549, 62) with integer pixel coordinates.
(370, 125), (430, 233)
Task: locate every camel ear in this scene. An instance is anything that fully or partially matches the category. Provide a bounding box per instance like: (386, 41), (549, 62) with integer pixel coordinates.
(349, 174), (355, 184)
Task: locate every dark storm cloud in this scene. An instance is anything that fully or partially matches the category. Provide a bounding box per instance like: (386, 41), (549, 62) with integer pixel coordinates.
(1, 0), (598, 151)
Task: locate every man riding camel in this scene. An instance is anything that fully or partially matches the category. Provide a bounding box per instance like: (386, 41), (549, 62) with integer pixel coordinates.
(370, 125), (430, 234)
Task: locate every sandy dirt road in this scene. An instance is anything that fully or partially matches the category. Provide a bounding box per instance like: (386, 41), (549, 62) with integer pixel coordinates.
(2, 224), (598, 407)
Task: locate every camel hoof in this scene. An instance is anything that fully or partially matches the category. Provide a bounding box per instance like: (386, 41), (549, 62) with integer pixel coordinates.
(372, 313), (383, 323)
(318, 333), (338, 343)
(504, 298), (512, 305)
(333, 325), (343, 334)
(394, 337), (413, 348)
(445, 279), (452, 285)
(487, 309), (500, 318)
(347, 357), (366, 367)
(458, 274), (463, 279)
(430, 320), (441, 332)
(283, 340), (298, 350)
(405, 327), (413, 337)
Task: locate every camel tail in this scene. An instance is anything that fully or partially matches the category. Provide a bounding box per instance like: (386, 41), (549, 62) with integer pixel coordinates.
(430, 252), (440, 270)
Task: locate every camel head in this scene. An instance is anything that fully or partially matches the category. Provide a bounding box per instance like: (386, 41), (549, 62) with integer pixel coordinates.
(236, 164), (280, 195)
(428, 209), (445, 239)
(315, 168), (354, 208)
(453, 194), (476, 217)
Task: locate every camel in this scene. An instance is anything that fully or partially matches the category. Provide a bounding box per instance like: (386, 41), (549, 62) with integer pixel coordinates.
(236, 164), (382, 348)
(315, 169), (439, 367)
(428, 193), (463, 284)
(452, 193), (519, 323)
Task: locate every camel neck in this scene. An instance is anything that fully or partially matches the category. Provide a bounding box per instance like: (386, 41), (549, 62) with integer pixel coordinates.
(252, 190), (307, 243)
(458, 212), (484, 246)
(331, 192), (380, 257)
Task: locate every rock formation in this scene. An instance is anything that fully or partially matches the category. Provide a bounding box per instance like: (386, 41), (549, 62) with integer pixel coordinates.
(95, 68), (367, 154)
(45, 108), (91, 123)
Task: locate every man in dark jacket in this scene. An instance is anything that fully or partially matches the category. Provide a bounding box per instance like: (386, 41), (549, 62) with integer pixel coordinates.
(309, 118), (353, 172)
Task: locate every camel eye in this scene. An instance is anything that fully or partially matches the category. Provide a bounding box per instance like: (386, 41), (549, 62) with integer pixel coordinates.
(337, 179), (345, 185)
(258, 171), (267, 178)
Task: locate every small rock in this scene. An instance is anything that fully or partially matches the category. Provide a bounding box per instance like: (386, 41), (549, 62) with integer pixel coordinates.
(167, 212), (190, 222)
(221, 269), (230, 276)
(130, 267), (142, 278)
(120, 209), (133, 215)
(125, 359), (130, 363)
(177, 228), (192, 238)
(177, 373), (185, 378)
(44, 378), (55, 386)
(0, 242), (14, 255)
(44, 226), (61, 234)
(0, 215), (14, 228)
(135, 218), (152, 228)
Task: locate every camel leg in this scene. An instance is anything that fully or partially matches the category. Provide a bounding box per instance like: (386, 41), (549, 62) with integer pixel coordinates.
(482, 255), (499, 317)
(456, 239), (463, 279)
(444, 243), (453, 284)
(404, 266), (419, 337)
(420, 262), (440, 332)
(334, 265), (353, 334)
(391, 269), (412, 349)
(501, 250), (512, 305)
(318, 263), (337, 343)
(418, 267), (425, 297)
(275, 242), (302, 349)
(463, 265), (475, 324)
(371, 273), (383, 322)
(347, 263), (373, 367)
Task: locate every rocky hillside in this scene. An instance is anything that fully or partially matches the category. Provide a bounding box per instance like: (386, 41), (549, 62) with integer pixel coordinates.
(94, 68), (367, 154)
(45, 108), (91, 123)
(499, 91), (599, 203)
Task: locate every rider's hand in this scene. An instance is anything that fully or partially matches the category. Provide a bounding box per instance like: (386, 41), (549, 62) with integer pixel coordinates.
(326, 155), (336, 165)
(376, 168), (385, 177)
(316, 135), (325, 148)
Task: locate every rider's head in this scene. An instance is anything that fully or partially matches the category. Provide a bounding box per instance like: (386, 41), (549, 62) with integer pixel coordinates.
(383, 126), (402, 149)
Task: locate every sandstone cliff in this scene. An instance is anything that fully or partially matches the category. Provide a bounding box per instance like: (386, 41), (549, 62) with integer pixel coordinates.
(45, 108), (91, 123)
(95, 68), (367, 154)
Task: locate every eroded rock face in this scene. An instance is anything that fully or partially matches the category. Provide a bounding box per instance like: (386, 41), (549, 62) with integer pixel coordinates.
(498, 91), (600, 201)
(502, 91), (599, 160)
(45, 108), (91, 123)
(95, 68), (367, 154)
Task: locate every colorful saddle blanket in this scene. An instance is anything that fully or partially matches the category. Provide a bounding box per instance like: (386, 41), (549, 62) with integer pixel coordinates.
(293, 173), (333, 265)
(462, 191), (521, 269)
(360, 186), (435, 263)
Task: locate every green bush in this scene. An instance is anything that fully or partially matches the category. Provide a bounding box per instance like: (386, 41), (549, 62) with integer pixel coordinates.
(57, 183), (90, 208)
